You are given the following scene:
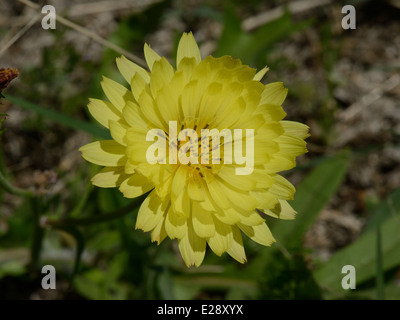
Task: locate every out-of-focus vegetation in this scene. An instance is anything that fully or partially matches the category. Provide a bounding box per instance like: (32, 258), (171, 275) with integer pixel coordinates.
(1, 0), (400, 299)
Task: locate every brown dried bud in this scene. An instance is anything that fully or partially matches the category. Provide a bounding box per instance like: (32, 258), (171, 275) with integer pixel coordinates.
(0, 68), (19, 94)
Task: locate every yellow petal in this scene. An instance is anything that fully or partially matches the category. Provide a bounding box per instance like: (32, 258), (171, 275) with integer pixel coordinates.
(198, 183), (217, 212)
(180, 80), (201, 121)
(101, 76), (133, 111)
(91, 166), (128, 188)
(122, 100), (149, 131)
(150, 57), (174, 98)
(151, 214), (167, 244)
(257, 122), (284, 140)
(281, 120), (310, 139)
(177, 32), (201, 67)
(186, 177), (204, 200)
(116, 55), (150, 84)
(251, 190), (279, 210)
(251, 169), (274, 189)
(177, 57), (197, 82)
(119, 173), (154, 198)
(253, 66), (269, 81)
(279, 200), (297, 219)
(265, 153), (296, 173)
(269, 175), (296, 200)
(217, 166), (256, 191)
(192, 201), (215, 238)
(213, 96), (246, 129)
(137, 90), (165, 130)
(196, 82), (224, 125)
(165, 206), (187, 239)
(172, 189), (191, 217)
(274, 134), (308, 157)
(260, 82), (288, 106)
(150, 163), (172, 186)
(238, 222), (275, 246)
(144, 43), (162, 71)
(171, 166), (188, 197)
(124, 159), (137, 174)
(206, 179), (231, 210)
(227, 225), (247, 263)
(130, 72), (149, 102)
(155, 171), (173, 199)
(136, 161), (160, 174)
(214, 178), (258, 212)
(207, 216), (233, 256)
(232, 63), (256, 81)
(87, 98), (121, 128)
(236, 208), (265, 226)
(126, 143), (154, 164)
(109, 120), (128, 146)
(178, 219), (206, 267)
(79, 140), (126, 166)
(262, 199), (297, 220)
(256, 103), (287, 121)
(213, 207), (241, 225)
(235, 113), (265, 132)
(156, 84), (181, 124)
(254, 137), (279, 159)
(168, 69), (186, 96)
(135, 191), (166, 232)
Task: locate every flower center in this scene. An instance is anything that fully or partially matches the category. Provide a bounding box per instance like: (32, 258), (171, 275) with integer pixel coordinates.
(165, 119), (224, 179)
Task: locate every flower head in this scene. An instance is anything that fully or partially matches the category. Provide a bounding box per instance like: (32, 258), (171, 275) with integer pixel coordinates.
(79, 32), (309, 267)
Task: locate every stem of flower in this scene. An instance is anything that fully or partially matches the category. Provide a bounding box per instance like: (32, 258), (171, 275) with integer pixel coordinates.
(28, 196), (44, 271)
(275, 240), (293, 260)
(0, 170), (35, 197)
(0, 170), (41, 270)
(43, 193), (148, 228)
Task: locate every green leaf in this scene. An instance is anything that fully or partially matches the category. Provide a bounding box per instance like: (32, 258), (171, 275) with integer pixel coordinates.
(216, 8), (313, 67)
(349, 280), (400, 300)
(74, 253), (129, 300)
(257, 251), (322, 300)
(244, 151), (349, 284)
(313, 188), (400, 295)
(5, 94), (109, 139)
(272, 150), (350, 249)
(74, 269), (108, 300)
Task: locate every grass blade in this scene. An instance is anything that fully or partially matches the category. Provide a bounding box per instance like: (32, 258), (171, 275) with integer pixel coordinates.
(376, 222), (385, 300)
(271, 150), (350, 249)
(5, 94), (110, 139)
(313, 187), (400, 296)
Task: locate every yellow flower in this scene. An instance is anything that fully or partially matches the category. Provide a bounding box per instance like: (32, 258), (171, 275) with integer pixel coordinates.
(79, 32), (309, 267)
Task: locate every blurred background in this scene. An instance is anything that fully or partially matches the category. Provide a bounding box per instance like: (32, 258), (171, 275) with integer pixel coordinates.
(0, 0), (399, 300)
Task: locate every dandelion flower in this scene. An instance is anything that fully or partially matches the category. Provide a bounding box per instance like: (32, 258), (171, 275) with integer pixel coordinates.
(79, 32), (309, 267)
